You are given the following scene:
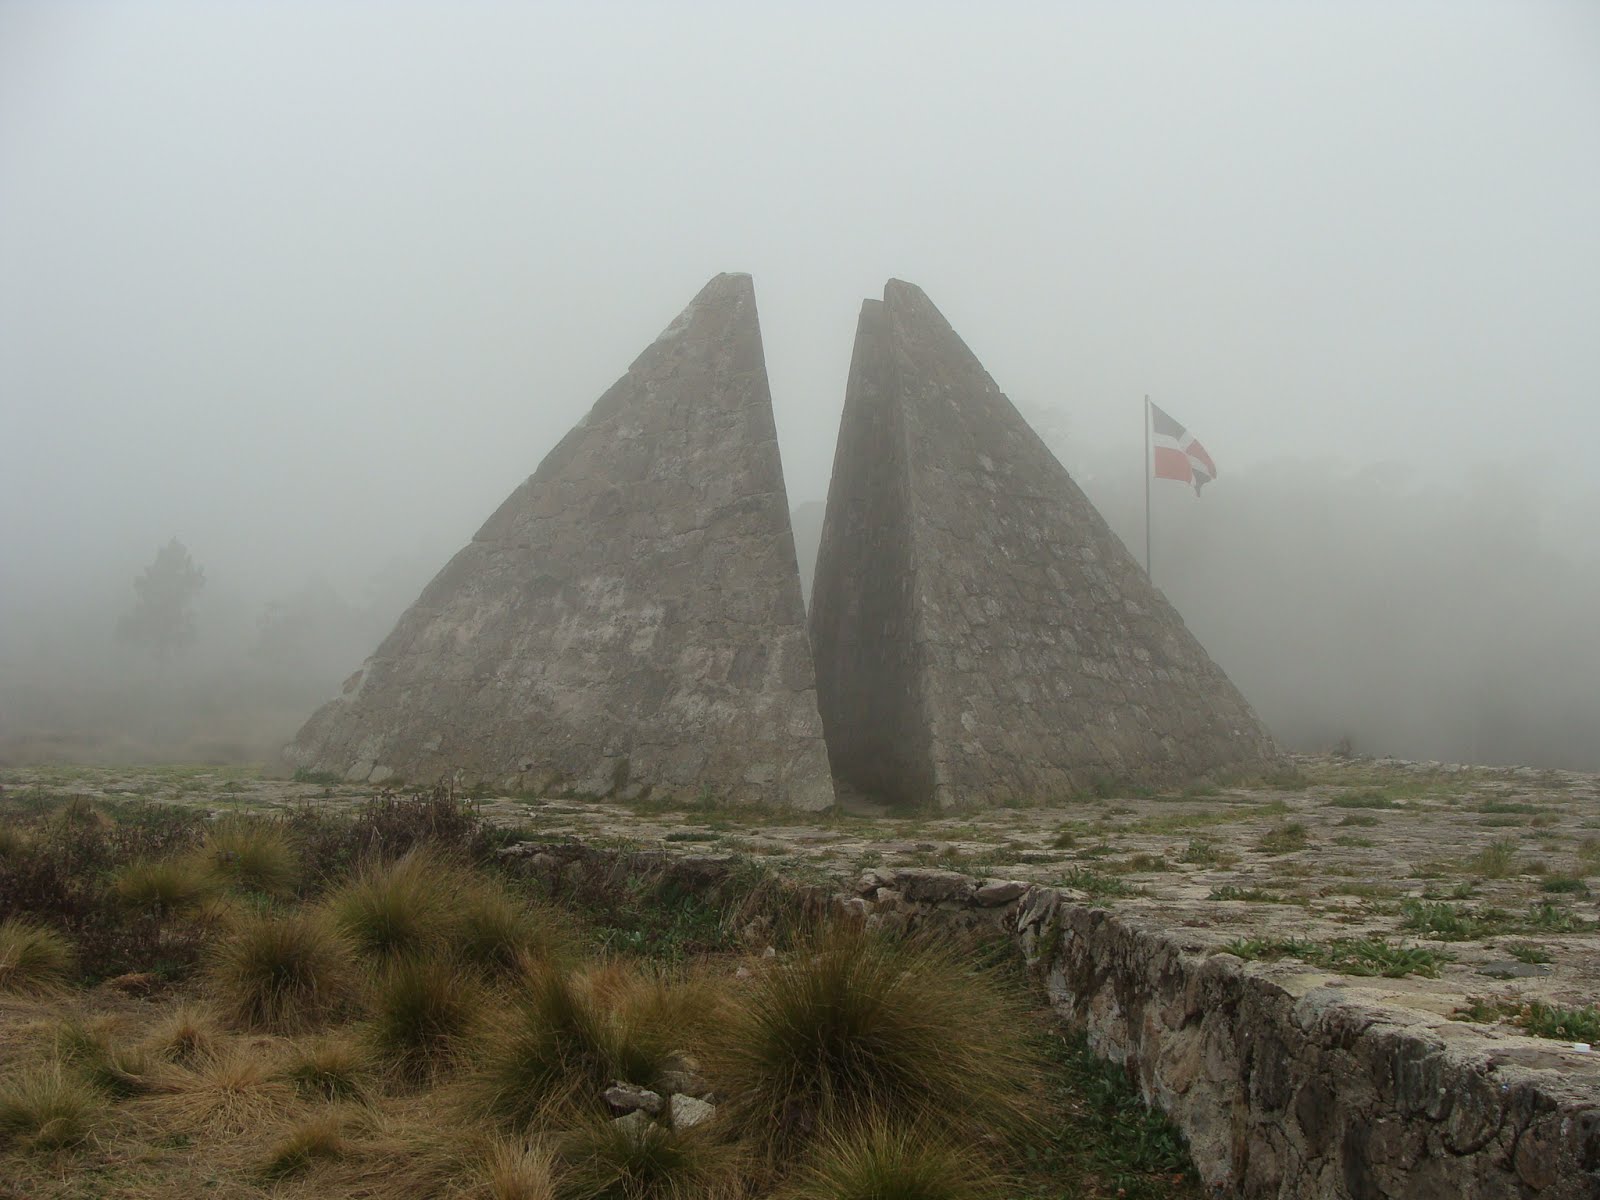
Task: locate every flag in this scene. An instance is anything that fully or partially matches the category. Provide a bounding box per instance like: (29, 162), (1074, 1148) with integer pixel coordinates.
(1150, 402), (1216, 495)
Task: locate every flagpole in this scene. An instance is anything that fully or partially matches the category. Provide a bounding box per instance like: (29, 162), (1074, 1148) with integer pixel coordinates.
(1143, 395), (1152, 579)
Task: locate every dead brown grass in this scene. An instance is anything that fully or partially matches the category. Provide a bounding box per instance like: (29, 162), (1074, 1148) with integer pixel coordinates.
(135, 1041), (296, 1137)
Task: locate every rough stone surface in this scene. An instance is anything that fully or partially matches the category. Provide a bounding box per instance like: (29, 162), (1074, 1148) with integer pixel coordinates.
(668, 1093), (716, 1130)
(284, 273), (834, 809)
(611, 1109), (652, 1138)
(809, 279), (1278, 807)
(603, 1083), (663, 1116)
(13, 757), (1600, 1195)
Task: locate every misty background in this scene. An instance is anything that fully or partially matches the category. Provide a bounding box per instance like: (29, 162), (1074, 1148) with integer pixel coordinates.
(2, 3), (1597, 770)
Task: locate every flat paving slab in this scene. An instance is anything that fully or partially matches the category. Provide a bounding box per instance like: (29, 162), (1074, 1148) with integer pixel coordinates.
(5, 754), (1597, 1072)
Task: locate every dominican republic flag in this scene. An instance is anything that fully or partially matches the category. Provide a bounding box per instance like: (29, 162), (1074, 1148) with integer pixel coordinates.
(1150, 402), (1216, 495)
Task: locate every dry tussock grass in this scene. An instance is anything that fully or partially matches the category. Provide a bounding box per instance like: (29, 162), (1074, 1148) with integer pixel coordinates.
(135, 1041), (296, 1137)
(0, 918), (76, 997)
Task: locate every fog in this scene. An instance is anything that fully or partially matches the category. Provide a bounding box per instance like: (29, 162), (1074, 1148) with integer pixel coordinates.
(2, 3), (1597, 769)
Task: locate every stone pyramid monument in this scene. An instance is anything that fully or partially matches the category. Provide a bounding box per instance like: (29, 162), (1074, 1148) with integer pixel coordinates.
(808, 280), (1276, 808)
(286, 273), (835, 810)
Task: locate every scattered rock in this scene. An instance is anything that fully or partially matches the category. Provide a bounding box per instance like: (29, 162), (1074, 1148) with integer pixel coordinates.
(603, 1083), (663, 1116)
(892, 868), (972, 904)
(669, 1093), (716, 1130)
(612, 1110), (653, 1137)
(975, 879), (1027, 906)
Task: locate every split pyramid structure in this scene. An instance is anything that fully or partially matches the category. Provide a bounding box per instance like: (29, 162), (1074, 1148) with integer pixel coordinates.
(809, 281), (1277, 808)
(286, 273), (1277, 809)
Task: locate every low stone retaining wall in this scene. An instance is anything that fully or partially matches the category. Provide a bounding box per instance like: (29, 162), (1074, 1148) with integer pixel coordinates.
(502, 843), (1600, 1199)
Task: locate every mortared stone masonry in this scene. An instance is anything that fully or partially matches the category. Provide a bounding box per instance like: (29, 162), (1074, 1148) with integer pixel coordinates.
(808, 280), (1277, 807)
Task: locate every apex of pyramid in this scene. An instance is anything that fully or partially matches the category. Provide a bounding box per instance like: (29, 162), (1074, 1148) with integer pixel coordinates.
(681, 271), (756, 311)
(879, 278), (972, 364)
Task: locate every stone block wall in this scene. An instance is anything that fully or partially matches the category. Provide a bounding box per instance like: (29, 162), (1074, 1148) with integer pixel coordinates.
(501, 842), (1600, 1198)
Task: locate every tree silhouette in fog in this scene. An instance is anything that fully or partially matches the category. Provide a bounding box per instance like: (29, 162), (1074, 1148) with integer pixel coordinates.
(118, 538), (205, 661)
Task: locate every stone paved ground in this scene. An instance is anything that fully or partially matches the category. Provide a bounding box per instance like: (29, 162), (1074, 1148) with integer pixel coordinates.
(5, 754), (1598, 1076)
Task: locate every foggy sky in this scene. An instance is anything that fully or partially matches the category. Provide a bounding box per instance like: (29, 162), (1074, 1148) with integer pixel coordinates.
(3, 3), (1598, 765)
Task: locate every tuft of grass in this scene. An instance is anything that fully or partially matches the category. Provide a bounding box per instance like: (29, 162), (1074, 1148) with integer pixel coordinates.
(139, 1044), (295, 1135)
(479, 1137), (558, 1200)
(1126, 800), (1289, 835)
(260, 1112), (347, 1179)
(1523, 900), (1592, 933)
(283, 1036), (370, 1102)
(556, 1112), (740, 1200)
(454, 882), (568, 978)
(1255, 823), (1309, 854)
(366, 955), (485, 1082)
(326, 850), (457, 962)
(1218, 937), (1321, 964)
(208, 908), (355, 1031)
(0, 1065), (105, 1152)
(1466, 840), (1519, 879)
(1399, 900), (1499, 940)
(113, 857), (216, 916)
(468, 964), (684, 1127)
(1327, 790), (1400, 810)
(779, 1120), (999, 1200)
(715, 922), (1039, 1160)
(1178, 838), (1234, 866)
(1207, 885), (1289, 903)
(143, 1004), (221, 1066)
(1219, 937), (1448, 978)
(1058, 867), (1144, 898)
(0, 918), (75, 996)
(1541, 875), (1590, 895)
(83, 1041), (157, 1098)
(49, 1017), (155, 1097)
(1504, 942), (1552, 964)
(1473, 800), (1541, 815)
(1314, 939), (1450, 978)
(194, 816), (300, 898)
(1115, 854), (1170, 874)
(1519, 1001), (1600, 1043)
